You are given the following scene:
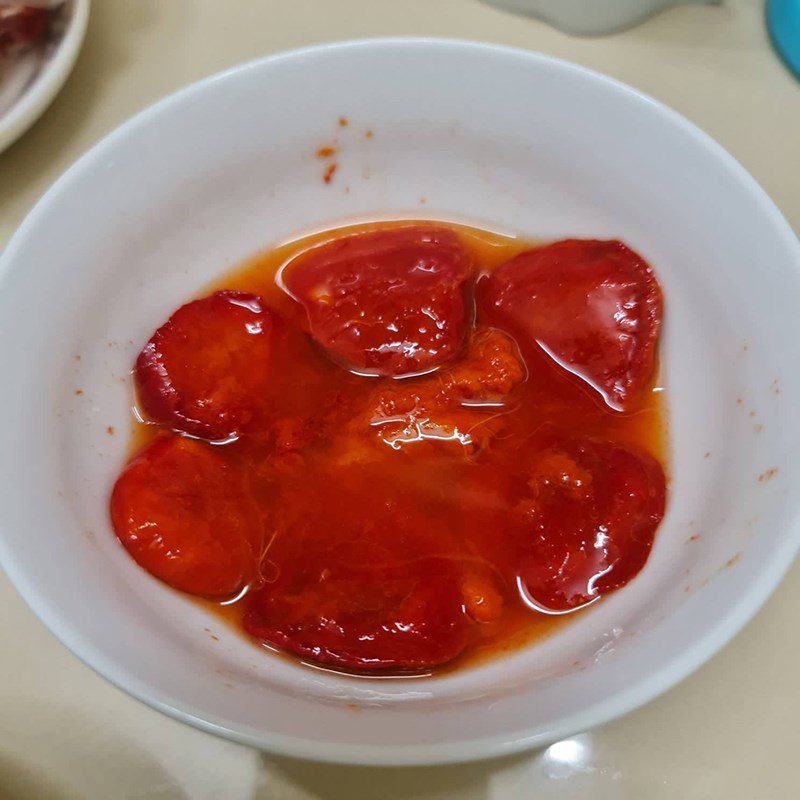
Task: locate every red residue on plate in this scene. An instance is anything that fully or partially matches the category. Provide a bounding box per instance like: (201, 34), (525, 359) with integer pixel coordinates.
(724, 552), (741, 569)
(323, 162), (337, 184)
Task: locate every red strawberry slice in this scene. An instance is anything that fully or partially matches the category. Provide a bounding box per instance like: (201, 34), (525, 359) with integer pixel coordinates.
(243, 462), (471, 671)
(481, 239), (662, 411)
(110, 435), (263, 597)
(135, 291), (280, 441)
(282, 226), (471, 377)
(514, 436), (666, 612)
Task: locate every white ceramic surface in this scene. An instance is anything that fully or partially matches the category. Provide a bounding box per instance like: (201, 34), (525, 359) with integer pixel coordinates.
(0, 0), (89, 155)
(0, 38), (798, 766)
(481, 0), (718, 36)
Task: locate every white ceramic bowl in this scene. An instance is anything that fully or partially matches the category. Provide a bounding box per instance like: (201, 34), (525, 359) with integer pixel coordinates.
(0, 39), (798, 766)
(0, 0), (90, 154)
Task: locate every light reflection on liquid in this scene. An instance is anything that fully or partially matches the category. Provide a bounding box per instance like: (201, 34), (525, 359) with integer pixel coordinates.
(515, 576), (601, 616)
(126, 218), (668, 677)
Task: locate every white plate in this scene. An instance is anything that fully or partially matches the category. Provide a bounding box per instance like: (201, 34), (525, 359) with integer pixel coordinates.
(0, 0), (89, 154)
(0, 39), (798, 766)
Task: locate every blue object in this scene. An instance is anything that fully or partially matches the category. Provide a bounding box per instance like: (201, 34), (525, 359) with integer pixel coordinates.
(767, 0), (800, 79)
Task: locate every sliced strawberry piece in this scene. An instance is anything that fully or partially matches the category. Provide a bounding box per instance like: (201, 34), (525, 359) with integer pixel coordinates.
(513, 437), (666, 612)
(243, 463), (471, 671)
(135, 291), (280, 441)
(481, 239), (662, 411)
(281, 226), (471, 376)
(110, 436), (263, 597)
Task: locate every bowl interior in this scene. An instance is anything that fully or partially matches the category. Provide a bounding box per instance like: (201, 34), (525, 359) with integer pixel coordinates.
(0, 40), (798, 764)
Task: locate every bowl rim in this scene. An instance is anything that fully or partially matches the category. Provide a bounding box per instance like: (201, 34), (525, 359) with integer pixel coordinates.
(1, 36), (799, 766)
(0, 0), (91, 155)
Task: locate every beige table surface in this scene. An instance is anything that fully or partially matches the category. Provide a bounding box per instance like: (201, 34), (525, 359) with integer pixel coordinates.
(1, 1), (799, 797)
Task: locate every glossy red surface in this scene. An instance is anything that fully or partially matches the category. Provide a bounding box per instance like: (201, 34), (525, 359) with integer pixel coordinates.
(113, 221), (667, 674)
(480, 239), (662, 411)
(282, 226), (471, 377)
(110, 435), (263, 597)
(135, 291), (281, 441)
